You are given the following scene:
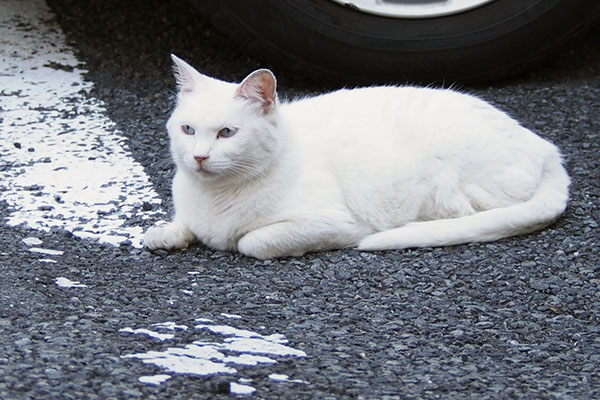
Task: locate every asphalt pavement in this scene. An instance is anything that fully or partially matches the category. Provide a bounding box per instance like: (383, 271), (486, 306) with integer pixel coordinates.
(1, 0), (599, 399)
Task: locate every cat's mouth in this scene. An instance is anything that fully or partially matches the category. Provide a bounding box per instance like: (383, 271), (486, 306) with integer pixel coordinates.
(195, 164), (216, 177)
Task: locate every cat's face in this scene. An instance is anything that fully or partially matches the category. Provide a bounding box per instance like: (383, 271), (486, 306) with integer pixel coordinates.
(166, 55), (280, 183)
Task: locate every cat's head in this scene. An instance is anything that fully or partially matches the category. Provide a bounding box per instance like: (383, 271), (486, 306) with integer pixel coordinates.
(166, 54), (282, 184)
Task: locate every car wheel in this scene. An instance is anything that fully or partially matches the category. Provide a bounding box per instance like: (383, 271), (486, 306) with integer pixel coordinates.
(190, 0), (600, 84)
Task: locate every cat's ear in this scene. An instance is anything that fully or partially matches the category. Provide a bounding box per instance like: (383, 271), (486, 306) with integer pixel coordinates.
(235, 69), (277, 114)
(171, 54), (201, 94)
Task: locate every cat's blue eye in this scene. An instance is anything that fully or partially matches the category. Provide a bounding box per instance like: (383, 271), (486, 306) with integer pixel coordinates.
(181, 124), (195, 135)
(218, 127), (237, 139)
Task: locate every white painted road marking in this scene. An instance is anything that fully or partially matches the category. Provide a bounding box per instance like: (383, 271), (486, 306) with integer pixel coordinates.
(121, 315), (307, 394)
(138, 374), (172, 386)
(119, 327), (175, 342)
(55, 277), (87, 288)
(0, 0), (163, 247)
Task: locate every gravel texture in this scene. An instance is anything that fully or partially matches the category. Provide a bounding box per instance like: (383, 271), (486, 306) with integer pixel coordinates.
(1, 0), (599, 399)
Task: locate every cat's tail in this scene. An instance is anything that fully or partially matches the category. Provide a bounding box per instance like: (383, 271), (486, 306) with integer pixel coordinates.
(357, 154), (570, 251)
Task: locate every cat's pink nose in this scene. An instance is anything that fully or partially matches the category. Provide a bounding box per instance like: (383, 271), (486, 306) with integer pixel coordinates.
(194, 155), (208, 164)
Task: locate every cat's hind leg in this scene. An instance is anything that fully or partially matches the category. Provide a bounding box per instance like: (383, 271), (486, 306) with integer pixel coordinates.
(237, 218), (363, 259)
(237, 223), (306, 259)
(358, 154), (569, 251)
(144, 221), (196, 250)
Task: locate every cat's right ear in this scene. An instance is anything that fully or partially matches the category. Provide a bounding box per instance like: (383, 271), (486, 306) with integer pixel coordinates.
(171, 54), (199, 94)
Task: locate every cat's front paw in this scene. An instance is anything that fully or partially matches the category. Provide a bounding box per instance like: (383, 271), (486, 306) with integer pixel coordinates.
(144, 222), (195, 250)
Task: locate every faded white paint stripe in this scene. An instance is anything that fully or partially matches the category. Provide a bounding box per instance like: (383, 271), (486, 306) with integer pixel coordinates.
(138, 374), (171, 385)
(230, 382), (256, 395)
(122, 316), (307, 392)
(55, 277), (87, 288)
(0, 0), (162, 248)
(119, 327), (175, 341)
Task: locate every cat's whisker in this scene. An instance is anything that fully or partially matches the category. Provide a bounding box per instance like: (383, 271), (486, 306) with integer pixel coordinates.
(151, 158), (176, 175)
(225, 161), (266, 179)
(206, 158), (265, 179)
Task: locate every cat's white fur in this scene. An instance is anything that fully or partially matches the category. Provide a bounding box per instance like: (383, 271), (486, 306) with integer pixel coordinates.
(143, 55), (570, 259)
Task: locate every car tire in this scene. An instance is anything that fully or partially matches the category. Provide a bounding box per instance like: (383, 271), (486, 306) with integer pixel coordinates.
(190, 0), (600, 85)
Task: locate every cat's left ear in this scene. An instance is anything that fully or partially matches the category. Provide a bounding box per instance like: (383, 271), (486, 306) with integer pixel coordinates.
(235, 69), (277, 114)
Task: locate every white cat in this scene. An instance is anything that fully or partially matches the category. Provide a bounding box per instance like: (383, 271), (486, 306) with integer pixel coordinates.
(143, 54), (570, 259)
